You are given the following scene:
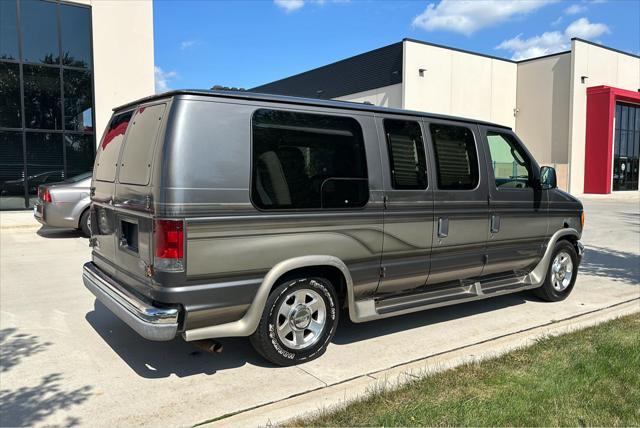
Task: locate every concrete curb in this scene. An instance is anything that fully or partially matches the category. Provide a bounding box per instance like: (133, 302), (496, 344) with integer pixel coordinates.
(204, 298), (640, 427)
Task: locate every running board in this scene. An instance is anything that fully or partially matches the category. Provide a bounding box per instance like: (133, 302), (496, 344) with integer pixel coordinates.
(353, 275), (536, 323)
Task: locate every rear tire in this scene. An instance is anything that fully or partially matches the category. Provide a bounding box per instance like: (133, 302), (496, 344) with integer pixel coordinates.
(533, 240), (578, 302)
(79, 209), (91, 237)
(250, 277), (338, 366)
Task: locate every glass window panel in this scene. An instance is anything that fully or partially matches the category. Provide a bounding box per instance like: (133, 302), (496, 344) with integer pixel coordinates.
(95, 111), (133, 182)
(621, 105), (628, 129)
(60, 4), (92, 68)
(251, 109), (369, 209)
(0, 131), (26, 209)
(0, 0), (19, 60)
(23, 64), (62, 130)
(487, 132), (531, 189)
(0, 62), (21, 128)
(384, 119), (427, 189)
(20, 0), (60, 65)
(615, 104), (622, 130)
(65, 133), (94, 177)
(63, 69), (92, 131)
(25, 132), (63, 204)
(429, 124), (479, 190)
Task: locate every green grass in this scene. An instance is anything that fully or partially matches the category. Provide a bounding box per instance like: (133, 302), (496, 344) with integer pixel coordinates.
(292, 313), (640, 427)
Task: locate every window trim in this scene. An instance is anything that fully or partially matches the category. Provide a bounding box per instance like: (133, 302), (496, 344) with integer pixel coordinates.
(428, 121), (482, 192)
(249, 107), (370, 212)
(486, 130), (535, 192)
(383, 118), (428, 191)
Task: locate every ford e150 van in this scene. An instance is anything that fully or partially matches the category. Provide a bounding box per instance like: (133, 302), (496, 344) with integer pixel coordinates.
(83, 90), (584, 366)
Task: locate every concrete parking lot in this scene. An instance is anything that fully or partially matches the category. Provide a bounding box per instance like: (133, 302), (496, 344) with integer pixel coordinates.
(1, 196), (638, 427)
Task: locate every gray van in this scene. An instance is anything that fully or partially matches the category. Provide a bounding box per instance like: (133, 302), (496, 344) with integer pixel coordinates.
(83, 90), (584, 366)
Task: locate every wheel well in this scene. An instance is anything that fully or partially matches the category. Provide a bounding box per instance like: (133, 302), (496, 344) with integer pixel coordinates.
(272, 265), (348, 308)
(78, 206), (90, 229)
(557, 234), (580, 254)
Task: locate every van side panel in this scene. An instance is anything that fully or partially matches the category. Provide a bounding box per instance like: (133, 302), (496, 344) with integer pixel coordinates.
(163, 98), (384, 329)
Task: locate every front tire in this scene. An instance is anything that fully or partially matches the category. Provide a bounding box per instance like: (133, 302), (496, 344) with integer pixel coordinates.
(533, 240), (578, 301)
(250, 277), (339, 366)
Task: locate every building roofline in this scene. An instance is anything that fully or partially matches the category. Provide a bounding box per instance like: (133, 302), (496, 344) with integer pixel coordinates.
(402, 38), (517, 63)
(516, 50), (571, 64)
(251, 41), (403, 89)
(571, 37), (640, 60)
(114, 89), (511, 130)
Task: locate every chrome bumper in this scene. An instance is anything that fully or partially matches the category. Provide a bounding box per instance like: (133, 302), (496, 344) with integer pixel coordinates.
(82, 262), (179, 341)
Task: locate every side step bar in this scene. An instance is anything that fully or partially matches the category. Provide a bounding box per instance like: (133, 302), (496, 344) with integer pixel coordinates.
(375, 275), (529, 316)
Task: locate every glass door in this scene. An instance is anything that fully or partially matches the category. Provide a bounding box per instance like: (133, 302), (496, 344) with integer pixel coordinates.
(613, 102), (640, 191)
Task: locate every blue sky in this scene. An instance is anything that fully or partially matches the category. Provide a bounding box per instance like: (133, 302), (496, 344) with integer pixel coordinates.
(153, 0), (640, 93)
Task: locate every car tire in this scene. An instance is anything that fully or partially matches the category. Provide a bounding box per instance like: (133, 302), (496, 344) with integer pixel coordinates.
(79, 209), (91, 237)
(250, 277), (339, 366)
(533, 240), (578, 302)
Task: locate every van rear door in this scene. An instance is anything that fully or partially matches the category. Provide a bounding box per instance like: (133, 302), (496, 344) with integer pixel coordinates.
(91, 103), (167, 293)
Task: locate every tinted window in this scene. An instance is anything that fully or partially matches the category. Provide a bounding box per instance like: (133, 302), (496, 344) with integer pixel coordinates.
(63, 68), (93, 131)
(23, 64), (62, 130)
(25, 132), (63, 177)
(65, 134), (95, 178)
(60, 4), (92, 68)
(95, 111), (133, 182)
(429, 124), (479, 190)
(0, 0), (19, 60)
(252, 109), (368, 209)
(118, 104), (166, 185)
(384, 119), (427, 190)
(20, 0), (59, 65)
(0, 62), (21, 128)
(0, 131), (26, 209)
(487, 132), (531, 189)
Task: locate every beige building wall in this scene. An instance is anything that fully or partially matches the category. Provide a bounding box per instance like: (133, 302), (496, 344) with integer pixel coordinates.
(334, 83), (403, 108)
(402, 40), (518, 128)
(568, 40), (640, 194)
(515, 53), (572, 190)
(71, 0), (155, 144)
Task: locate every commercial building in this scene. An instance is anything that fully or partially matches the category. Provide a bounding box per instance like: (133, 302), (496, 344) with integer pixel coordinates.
(0, 0), (154, 210)
(253, 38), (640, 194)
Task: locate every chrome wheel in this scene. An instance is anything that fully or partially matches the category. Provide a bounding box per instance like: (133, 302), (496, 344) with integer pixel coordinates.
(276, 288), (326, 350)
(551, 250), (573, 292)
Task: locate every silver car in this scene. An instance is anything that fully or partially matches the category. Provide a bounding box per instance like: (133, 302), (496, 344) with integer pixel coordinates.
(34, 172), (92, 236)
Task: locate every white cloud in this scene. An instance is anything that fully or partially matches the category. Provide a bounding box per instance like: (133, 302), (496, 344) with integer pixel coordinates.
(154, 66), (177, 94)
(180, 40), (197, 50)
(412, 0), (555, 36)
(551, 16), (563, 26)
(497, 17), (610, 60)
(274, 0), (304, 12)
(565, 3), (587, 14)
(565, 17), (610, 39)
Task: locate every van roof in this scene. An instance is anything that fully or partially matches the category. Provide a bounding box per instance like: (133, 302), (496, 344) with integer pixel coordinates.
(114, 89), (512, 130)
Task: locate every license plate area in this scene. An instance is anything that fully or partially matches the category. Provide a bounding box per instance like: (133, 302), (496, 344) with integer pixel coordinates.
(119, 218), (139, 254)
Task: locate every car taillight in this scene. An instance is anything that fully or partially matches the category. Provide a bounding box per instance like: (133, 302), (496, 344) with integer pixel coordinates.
(153, 219), (184, 272)
(40, 187), (52, 203)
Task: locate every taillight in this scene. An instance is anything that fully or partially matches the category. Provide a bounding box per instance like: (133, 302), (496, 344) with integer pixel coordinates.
(153, 219), (184, 271)
(40, 187), (52, 203)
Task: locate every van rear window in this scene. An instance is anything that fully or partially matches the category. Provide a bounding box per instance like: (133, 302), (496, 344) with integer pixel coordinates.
(95, 111), (133, 182)
(251, 109), (369, 210)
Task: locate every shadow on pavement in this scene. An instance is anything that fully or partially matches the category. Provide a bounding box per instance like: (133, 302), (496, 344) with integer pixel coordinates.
(334, 291), (529, 345)
(36, 226), (86, 239)
(580, 245), (640, 286)
(0, 329), (91, 427)
(85, 301), (271, 379)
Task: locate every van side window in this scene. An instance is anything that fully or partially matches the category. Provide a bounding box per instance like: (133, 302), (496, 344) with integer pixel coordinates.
(251, 109), (369, 209)
(95, 110), (133, 182)
(429, 124), (479, 190)
(487, 131), (532, 189)
(384, 119), (427, 190)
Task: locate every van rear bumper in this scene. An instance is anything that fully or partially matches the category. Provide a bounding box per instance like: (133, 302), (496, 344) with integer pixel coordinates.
(83, 262), (180, 341)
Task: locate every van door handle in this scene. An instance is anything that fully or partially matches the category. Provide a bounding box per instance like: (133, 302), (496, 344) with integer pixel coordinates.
(438, 217), (449, 238)
(491, 215), (501, 233)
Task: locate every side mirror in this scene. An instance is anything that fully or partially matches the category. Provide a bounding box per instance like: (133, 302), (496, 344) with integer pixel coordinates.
(540, 166), (557, 190)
